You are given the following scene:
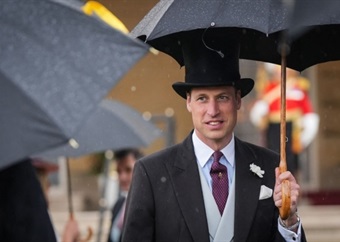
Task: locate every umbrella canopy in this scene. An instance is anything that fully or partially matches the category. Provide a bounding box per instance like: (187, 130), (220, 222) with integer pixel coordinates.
(0, 0), (150, 169)
(131, 0), (289, 67)
(35, 99), (161, 159)
(132, 0), (288, 39)
(132, 0), (340, 72)
(284, 0), (340, 70)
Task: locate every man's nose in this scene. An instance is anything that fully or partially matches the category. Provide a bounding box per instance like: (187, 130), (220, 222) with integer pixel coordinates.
(119, 172), (127, 180)
(207, 100), (219, 116)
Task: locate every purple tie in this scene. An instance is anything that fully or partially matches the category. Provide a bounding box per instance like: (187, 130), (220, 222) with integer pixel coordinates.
(210, 151), (229, 215)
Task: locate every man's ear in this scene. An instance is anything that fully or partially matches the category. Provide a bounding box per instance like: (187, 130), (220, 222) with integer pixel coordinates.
(236, 90), (242, 110)
(186, 93), (192, 112)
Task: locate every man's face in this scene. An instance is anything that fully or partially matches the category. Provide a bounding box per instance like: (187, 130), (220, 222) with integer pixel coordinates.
(186, 86), (241, 149)
(117, 154), (136, 192)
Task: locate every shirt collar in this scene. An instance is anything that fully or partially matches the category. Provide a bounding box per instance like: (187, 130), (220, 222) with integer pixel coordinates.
(192, 130), (235, 168)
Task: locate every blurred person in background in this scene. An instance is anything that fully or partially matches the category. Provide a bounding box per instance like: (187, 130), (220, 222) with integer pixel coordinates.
(107, 148), (143, 242)
(32, 158), (80, 242)
(31, 158), (59, 207)
(250, 63), (319, 179)
(0, 158), (57, 242)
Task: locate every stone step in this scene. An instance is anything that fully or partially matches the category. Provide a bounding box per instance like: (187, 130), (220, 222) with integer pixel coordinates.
(48, 191), (85, 212)
(298, 205), (340, 242)
(50, 211), (111, 242)
(49, 205), (340, 242)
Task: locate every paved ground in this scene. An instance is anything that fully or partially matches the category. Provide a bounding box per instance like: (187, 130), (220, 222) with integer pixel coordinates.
(299, 205), (340, 242)
(50, 210), (111, 242)
(50, 205), (340, 242)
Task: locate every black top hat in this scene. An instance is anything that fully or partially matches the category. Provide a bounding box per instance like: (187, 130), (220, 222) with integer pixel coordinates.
(172, 30), (254, 99)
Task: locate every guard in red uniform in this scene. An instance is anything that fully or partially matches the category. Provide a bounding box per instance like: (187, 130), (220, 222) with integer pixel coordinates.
(250, 66), (319, 177)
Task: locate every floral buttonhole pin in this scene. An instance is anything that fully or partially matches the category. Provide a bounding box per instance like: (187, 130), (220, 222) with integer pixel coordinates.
(250, 163), (265, 178)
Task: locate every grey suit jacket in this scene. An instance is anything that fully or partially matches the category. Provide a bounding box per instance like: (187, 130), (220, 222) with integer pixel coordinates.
(122, 134), (307, 242)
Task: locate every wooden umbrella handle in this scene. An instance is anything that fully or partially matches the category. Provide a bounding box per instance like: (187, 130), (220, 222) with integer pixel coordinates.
(279, 54), (291, 220)
(279, 161), (291, 220)
(65, 158), (93, 242)
(79, 227), (93, 242)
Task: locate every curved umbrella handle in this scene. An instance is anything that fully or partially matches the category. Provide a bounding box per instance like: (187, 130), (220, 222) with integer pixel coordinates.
(79, 227), (93, 242)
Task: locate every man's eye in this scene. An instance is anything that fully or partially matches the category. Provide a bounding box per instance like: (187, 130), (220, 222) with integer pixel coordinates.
(219, 95), (229, 100)
(197, 96), (206, 101)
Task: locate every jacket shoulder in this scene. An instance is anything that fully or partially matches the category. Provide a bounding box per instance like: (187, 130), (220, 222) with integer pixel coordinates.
(236, 137), (280, 166)
(139, 134), (193, 166)
(244, 140), (279, 157)
(137, 142), (186, 170)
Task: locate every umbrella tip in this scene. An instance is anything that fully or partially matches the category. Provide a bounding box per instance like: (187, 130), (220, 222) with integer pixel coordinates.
(149, 47), (159, 55)
(69, 139), (79, 149)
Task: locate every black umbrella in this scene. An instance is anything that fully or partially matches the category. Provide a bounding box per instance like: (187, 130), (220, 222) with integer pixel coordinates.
(285, 0), (340, 70)
(0, 0), (150, 170)
(132, 0), (340, 219)
(132, 0), (294, 218)
(131, 0), (290, 67)
(132, 0), (340, 72)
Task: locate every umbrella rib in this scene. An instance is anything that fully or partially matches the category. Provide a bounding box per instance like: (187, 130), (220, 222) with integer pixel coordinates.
(131, 0), (174, 39)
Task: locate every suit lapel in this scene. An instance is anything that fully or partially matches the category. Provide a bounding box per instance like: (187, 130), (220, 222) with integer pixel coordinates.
(166, 134), (210, 242)
(111, 196), (125, 224)
(234, 138), (263, 242)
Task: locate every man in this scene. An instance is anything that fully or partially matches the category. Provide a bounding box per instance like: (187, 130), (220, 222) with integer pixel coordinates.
(31, 158), (80, 242)
(107, 148), (143, 242)
(122, 33), (306, 242)
(31, 158), (59, 207)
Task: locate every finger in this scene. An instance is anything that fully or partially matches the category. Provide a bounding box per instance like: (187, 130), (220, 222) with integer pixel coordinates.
(274, 199), (282, 208)
(273, 190), (282, 202)
(290, 190), (299, 203)
(279, 171), (297, 183)
(274, 184), (282, 195)
(290, 189), (299, 198)
(276, 169), (293, 184)
(289, 185), (300, 203)
(275, 167), (280, 185)
(291, 182), (300, 192)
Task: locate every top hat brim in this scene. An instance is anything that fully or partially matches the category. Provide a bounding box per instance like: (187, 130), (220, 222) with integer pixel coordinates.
(172, 78), (254, 99)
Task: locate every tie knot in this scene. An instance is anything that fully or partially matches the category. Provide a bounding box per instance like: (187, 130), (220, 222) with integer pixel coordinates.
(213, 151), (223, 163)
(211, 151), (224, 172)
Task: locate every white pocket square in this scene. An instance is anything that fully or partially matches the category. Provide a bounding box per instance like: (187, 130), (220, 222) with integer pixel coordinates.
(259, 185), (273, 200)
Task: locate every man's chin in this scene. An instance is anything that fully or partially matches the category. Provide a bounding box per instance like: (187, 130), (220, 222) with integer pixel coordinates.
(207, 131), (227, 140)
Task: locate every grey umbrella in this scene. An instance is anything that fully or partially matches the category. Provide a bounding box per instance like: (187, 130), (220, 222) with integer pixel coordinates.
(35, 99), (161, 158)
(0, 0), (150, 170)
